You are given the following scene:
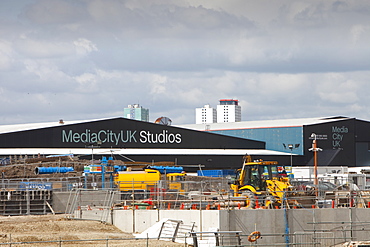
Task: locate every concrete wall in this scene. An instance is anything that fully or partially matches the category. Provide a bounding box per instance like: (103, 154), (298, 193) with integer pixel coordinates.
(226, 208), (370, 245)
(77, 209), (110, 222)
(57, 190), (370, 245)
(52, 192), (71, 213)
(106, 208), (370, 246)
(113, 209), (221, 233)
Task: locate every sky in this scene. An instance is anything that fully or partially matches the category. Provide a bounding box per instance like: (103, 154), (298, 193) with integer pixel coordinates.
(0, 0), (370, 125)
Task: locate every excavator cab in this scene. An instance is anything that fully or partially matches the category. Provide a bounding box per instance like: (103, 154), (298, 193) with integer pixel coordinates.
(239, 165), (266, 191)
(235, 161), (285, 190)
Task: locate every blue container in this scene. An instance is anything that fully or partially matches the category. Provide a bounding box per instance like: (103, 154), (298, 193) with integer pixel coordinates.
(114, 165), (126, 172)
(197, 169), (235, 177)
(149, 166), (183, 174)
(197, 170), (222, 177)
(222, 169), (236, 176)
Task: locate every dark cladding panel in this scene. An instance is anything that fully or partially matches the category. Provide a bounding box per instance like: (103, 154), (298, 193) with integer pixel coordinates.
(354, 120), (370, 166)
(303, 119), (356, 166)
(356, 142), (370, 167)
(0, 118), (265, 149)
(355, 120), (370, 142)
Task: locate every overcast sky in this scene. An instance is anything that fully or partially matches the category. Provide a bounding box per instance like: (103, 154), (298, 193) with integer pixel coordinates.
(0, 0), (369, 125)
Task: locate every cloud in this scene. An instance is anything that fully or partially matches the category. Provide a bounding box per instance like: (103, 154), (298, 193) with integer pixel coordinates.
(0, 40), (14, 70)
(0, 0), (370, 126)
(21, 0), (86, 25)
(317, 74), (360, 104)
(15, 36), (74, 58)
(74, 38), (98, 55)
(150, 75), (168, 95)
(350, 24), (370, 45)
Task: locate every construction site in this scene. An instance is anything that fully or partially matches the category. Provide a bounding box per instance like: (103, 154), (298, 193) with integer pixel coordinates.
(1, 154), (370, 246)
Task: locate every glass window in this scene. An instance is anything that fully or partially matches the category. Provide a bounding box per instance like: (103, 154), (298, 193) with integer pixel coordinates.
(271, 166), (279, 179)
(262, 165), (270, 179)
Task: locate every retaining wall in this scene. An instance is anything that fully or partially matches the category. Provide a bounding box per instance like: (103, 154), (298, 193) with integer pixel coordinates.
(108, 208), (370, 245)
(54, 191), (370, 245)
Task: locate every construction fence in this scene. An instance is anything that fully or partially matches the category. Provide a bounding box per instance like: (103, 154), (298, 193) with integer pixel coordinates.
(3, 176), (370, 216)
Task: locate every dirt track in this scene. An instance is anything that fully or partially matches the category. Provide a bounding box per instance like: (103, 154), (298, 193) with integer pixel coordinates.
(0, 214), (183, 246)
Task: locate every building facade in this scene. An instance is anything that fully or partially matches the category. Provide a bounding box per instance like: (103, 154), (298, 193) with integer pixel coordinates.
(123, 104), (149, 122)
(179, 116), (370, 167)
(0, 117), (289, 171)
(216, 99), (241, 123)
(195, 104), (217, 124)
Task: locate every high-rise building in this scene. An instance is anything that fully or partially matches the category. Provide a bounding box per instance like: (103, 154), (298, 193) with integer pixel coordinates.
(123, 104), (149, 122)
(216, 99), (241, 123)
(195, 104), (217, 124)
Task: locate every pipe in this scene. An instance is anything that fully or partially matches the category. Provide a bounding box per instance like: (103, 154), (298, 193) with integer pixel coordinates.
(35, 167), (74, 175)
(283, 192), (290, 247)
(214, 201), (246, 207)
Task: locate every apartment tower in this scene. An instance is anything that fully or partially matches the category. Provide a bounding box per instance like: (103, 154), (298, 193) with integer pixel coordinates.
(216, 99), (241, 123)
(195, 104), (217, 124)
(123, 104), (149, 122)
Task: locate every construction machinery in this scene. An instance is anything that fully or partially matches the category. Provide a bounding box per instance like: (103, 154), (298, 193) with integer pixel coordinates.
(166, 172), (186, 191)
(230, 156), (294, 208)
(113, 168), (186, 201)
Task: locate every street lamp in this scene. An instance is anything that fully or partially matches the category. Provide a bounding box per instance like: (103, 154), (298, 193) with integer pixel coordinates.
(84, 141), (102, 189)
(85, 141), (102, 164)
(308, 133), (323, 197)
(283, 143), (300, 167)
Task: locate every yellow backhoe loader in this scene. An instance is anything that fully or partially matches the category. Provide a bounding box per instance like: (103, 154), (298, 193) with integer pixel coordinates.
(230, 156), (295, 208)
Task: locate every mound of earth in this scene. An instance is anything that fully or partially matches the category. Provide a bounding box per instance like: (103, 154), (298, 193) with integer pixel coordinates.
(0, 214), (182, 246)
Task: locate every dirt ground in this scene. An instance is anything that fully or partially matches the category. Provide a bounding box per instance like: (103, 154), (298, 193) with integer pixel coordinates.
(0, 214), (184, 247)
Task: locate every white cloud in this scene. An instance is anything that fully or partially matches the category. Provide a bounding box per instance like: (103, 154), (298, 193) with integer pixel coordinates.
(0, 0), (370, 125)
(0, 40), (14, 70)
(317, 75), (360, 104)
(15, 35), (74, 58)
(74, 73), (96, 84)
(150, 75), (168, 95)
(23, 59), (69, 81)
(74, 38), (98, 55)
(350, 24), (369, 45)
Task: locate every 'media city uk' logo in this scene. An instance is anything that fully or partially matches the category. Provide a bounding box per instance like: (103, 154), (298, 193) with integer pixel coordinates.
(62, 129), (182, 145)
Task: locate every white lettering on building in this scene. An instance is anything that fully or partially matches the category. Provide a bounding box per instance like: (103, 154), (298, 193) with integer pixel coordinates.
(62, 129), (181, 145)
(332, 126), (348, 148)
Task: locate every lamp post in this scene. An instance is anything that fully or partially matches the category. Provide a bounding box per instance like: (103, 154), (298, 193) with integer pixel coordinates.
(85, 141), (102, 164)
(283, 143), (300, 167)
(308, 133), (323, 197)
(85, 141), (102, 189)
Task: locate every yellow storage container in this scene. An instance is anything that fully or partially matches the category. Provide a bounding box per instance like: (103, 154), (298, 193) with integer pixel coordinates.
(114, 169), (161, 191)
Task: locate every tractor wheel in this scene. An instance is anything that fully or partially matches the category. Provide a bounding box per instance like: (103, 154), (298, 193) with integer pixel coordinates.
(241, 190), (256, 209)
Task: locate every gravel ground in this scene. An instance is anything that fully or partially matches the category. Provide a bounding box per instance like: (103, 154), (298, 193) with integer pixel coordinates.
(0, 214), (185, 246)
